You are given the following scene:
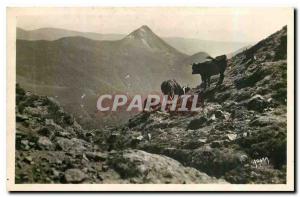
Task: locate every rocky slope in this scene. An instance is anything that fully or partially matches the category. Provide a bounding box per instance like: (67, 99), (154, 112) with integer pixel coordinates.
(15, 84), (227, 184)
(95, 26), (288, 184)
(15, 26), (287, 184)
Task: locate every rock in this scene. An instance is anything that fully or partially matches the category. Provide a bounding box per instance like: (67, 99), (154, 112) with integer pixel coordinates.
(52, 168), (61, 178)
(64, 169), (86, 183)
(210, 114), (216, 121)
(44, 119), (64, 133)
(225, 165), (286, 184)
(108, 149), (227, 184)
(16, 114), (29, 122)
(198, 138), (207, 143)
(214, 110), (226, 119)
(249, 115), (285, 127)
(234, 67), (270, 89)
(97, 173), (104, 181)
(227, 133), (237, 141)
(55, 137), (87, 152)
(37, 127), (53, 137)
(23, 106), (48, 117)
(20, 139), (30, 150)
(210, 140), (222, 148)
(136, 135), (143, 141)
(37, 137), (54, 150)
(85, 152), (107, 161)
(246, 94), (268, 112)
(167, 147), (249, 178)
(57, 131), (72, 138)
(24, 156), (33, 164)
(187, 117), (208, 130)
(239, 155), (249, 164)
(102, 165), (109, 172)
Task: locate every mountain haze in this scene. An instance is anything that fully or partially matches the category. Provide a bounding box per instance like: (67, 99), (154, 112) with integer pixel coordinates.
(17, 27), (125, 41)
(17, 27), (251, 56)
(17, 25), (205, 128)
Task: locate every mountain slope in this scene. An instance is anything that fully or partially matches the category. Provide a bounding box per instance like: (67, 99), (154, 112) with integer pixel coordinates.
(16, 25), (202, 128)
(227, 45), (252, 58)
(164, 37), (252, 56)
(15, 25), (288, 184)
(15, 84), (227, 184)
(102, 26), (288, 184)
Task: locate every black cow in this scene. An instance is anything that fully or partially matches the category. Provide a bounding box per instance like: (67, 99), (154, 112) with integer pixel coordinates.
(192, 55), (227, 89)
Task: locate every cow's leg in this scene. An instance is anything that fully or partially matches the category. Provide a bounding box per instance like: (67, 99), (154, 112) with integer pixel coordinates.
(202, 75), (207, 89)
(199, 74), (203, 87)
(217, 72), (224, 86)
(207, 76), (211, 87)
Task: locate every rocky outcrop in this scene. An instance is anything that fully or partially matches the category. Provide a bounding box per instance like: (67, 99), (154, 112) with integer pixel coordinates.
(108, 149), (227, 184)
(15, 85), (225, 184)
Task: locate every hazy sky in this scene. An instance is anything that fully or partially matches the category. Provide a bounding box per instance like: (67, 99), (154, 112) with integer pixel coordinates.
(17, 7), (292, 43)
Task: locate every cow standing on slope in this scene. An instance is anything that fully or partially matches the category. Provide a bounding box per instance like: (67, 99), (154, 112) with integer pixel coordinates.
(192, 55), (228, 89)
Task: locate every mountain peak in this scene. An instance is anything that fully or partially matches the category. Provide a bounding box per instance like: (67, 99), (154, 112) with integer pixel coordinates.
(126, 25), (155, 40)
(120, 25), (186, 56)
(139, 25), (151, 31)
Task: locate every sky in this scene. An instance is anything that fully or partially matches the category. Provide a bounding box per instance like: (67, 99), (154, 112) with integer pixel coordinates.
(16, 7), (292, 43)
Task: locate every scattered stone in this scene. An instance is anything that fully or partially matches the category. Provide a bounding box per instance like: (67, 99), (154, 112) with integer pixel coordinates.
(136, 135), (143, 140)
(187, 117), (208, 130)
(215, 110), (226, 119)
(21, 139), (30, 150)
(210, 114), (216, 121)
(198, 138), (207, 144)
(64, 169), (86, 183)
(85, 152), (107, 161)
(56, 137), (87, 152)
(16, 114), (29, 122)
(227, 133), (237, 141)
(246, 94), (268, 112)
(102, 165), (109, 172)
(210, 141), (222, 148)
(249, 116), (285, 127)
(24, 156), (33, 164)
(37, 137), (54, 150)
(52, 168), (60, 178)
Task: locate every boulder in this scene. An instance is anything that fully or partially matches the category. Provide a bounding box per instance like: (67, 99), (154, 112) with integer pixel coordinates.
(55, 137), (88, 152)
(108, 149), (227, 184)
(246, 94), (268, 112)
(64, 169), (86, 183)
(187, 117), (208, 130)
(37, 137), (55, 150)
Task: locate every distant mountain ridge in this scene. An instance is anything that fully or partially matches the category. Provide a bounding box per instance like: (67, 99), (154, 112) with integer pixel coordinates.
(17, 27), (251, 56)
(17, 27), (125, 41)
